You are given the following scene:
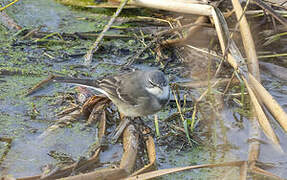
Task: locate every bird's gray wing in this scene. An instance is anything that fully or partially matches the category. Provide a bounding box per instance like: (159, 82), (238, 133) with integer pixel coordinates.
(97, 71), (148, 106)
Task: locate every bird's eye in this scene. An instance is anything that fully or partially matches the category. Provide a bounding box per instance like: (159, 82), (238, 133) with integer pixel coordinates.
(149, 79), (160, 88)
(149, 79), (156, 86)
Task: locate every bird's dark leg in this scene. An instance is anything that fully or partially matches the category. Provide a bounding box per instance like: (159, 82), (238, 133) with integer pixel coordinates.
(110, 116), (130, 143)
(133, 117), (153, 138)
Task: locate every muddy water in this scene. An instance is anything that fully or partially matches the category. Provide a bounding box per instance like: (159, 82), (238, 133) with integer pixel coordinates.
(1, 0), (287, 179)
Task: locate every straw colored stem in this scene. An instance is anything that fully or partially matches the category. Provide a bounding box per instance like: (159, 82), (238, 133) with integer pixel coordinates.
(127, 161), (244, 180)
(248, 73), (287, 133)
(232, 0), (260, 80)
(0, 0), (19, 11)
(243, 78), (279, 145)
(129, 0), (212, 16)
(84, 0), (128, 66)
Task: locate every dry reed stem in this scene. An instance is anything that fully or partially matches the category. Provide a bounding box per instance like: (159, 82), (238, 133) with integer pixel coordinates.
(26, 75), (55, 96)
(239, 161), (248, 180)
(252, 0), (287, 28)
(250, 166), (284, 180)
(176, 78), (235, 88)
(61, 168), (128, 180)
(110, 117), (130, 143)
(126, 161), (245, 180)
(230, 1), (262, 175)
(248, 73), (287, 133)
(243, 78), (280, 145)
(247, 117), (261, 168)
(129, 0), (212, 16)
(195, 79), (221, 103)
(132, 0), (285, 152)
(232, 0), (286, 149)
(0, 0), (19, 11)
(232, 0), (260, 80)
(212, 3), (282, 145)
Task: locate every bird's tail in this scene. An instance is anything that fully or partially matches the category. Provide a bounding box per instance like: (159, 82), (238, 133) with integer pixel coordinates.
(52, 76), (98, 88)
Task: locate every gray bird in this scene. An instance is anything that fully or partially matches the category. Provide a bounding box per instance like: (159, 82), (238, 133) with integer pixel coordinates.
(53, 70), (170, 117)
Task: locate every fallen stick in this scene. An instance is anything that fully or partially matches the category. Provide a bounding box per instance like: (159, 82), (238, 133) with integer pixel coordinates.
(127, 161), (245, 180)
(252, 0), (287, 28)
(129, 0), (212, 16)
(26, 75), (55, 96)
(84, 0), (129, 66)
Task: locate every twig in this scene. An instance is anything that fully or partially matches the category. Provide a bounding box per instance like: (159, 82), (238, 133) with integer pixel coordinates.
(230, 0), (264, 173)
(223, 72), (235, 94)
(84, 0), (129, 66)
(245, 10), (287, 15)
(26, 75), (55, 96)
(251, 166), (283, 180)
(185, 45), (222, 59)
(110, 117), (130, 143)
(161, 16), (209, 46)
(20, 29), (132, 40)
(0, 0), (19, 11)
(195, 79), (221, 103)
(176, 78), (234, 89)
(252, 0), (287, 28)
(162, 107), (193, 122)
(172, 87), (194, 145)
(123, 38), (158, 67)
(258, 53), (287, 59)
(127, 161), (245, 180)
(22, 26), (44, 40)
(0, 69), (36, 76)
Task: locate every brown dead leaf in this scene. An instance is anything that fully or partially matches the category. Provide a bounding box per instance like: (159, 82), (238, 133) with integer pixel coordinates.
(131, 135), (156, 176)
(120, 124), (139, 174)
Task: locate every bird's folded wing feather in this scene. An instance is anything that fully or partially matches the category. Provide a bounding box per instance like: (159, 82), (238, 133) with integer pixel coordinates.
(97, 73), (147, 106)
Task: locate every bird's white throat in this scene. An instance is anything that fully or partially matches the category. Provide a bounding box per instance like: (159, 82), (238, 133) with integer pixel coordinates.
(145, 86), (170, 99)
